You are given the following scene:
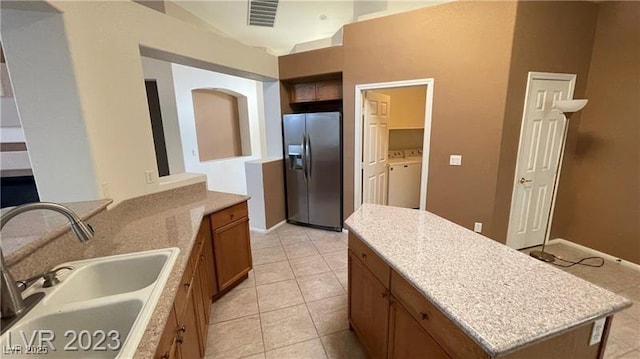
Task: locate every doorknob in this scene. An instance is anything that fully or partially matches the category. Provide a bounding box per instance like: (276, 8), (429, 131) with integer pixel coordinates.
(519, 177), (533, 184)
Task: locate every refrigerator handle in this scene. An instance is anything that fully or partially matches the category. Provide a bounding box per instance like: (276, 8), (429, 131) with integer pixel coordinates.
(306, 134), (312, 179)
(302, 134), (308, 180)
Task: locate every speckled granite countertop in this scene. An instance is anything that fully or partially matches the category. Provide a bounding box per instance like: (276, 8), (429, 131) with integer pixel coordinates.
(345, 204), (632, 357)
(5, 182), (249, 359)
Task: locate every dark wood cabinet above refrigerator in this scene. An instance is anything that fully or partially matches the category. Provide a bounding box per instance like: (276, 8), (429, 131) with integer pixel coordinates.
(282, 75), (343, 114)
(290, 79), (342, 103)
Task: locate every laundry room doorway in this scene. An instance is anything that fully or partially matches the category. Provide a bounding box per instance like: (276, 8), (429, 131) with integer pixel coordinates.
(354, 79), (434, 211)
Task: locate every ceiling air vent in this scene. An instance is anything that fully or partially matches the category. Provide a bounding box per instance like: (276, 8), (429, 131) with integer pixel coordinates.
(248, 0), (279, 27)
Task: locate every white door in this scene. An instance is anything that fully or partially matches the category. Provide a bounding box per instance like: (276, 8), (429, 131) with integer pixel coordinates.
(507, 74), (575, 249)
(362, 91), (390, 205)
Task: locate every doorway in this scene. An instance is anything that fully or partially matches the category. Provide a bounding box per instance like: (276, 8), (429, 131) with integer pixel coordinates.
(144, 80), (171, 177)
(506, 72), (576, 249)
(354, 79), (434, 211)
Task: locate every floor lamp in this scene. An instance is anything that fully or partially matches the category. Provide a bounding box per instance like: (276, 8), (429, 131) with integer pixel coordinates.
(530, 99), (589, 263)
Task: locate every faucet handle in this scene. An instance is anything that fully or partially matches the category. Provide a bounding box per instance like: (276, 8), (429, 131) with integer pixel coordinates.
(15, 266), (74, 291)
(42, 266), (74, 288)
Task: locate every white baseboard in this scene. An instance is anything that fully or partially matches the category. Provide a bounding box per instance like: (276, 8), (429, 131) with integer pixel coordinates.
(250, 220), (287, 234)
(548, 238), (640, 272)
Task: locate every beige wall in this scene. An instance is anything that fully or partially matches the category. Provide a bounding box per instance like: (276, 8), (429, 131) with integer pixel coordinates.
(279, 46), (343, 80)
(244, 158), (286, 230)
(4, 1), (278, 204)
(263, 160), (286, 228)
(375, 86), (426, 129)
(279, 1), (610, 243)
(492, 1), (599, 242)
(192, 90), (242, 161)
(171, 64), (266, 195)
(388, 129), (424, 151)
(342, 1), (518, 232)
(551, 2), (640, 264)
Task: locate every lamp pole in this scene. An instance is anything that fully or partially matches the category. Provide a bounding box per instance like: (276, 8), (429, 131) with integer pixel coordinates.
(529, 99), (588, 263)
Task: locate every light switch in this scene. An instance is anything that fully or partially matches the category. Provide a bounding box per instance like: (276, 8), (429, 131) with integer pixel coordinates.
(449, 155), (462, 166)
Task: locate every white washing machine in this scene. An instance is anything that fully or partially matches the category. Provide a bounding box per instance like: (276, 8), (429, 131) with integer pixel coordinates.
(388, 149), (422, 209)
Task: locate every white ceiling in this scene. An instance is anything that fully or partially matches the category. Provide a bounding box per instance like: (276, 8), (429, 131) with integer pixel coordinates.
(174, 0), (449, 55)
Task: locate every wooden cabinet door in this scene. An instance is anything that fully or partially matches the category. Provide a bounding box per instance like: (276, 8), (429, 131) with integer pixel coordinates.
(198, 253), (212, 324)
(154, 307), (178, 359)
(213, 218), (252, 290)
(348, 251), (389, 359)
(192, 266), (208, 358)
(174, 260), (193, 321)
(177, 291), (203, 359)
(206, 235), (219, 298)
(291, 83), (317, 103)
(199, 216), (218, 300)
(316, 80), (342, 101)
(388, 299), (450, 359)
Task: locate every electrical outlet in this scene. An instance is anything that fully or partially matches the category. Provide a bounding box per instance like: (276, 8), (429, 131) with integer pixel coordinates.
(474, 222), (483, 233)
(192, 149), (197, 157)
(145, 170), (154, 184)
(449, 155), (462, 166)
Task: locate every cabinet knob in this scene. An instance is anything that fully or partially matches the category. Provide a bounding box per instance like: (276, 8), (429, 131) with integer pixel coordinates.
(230, 214), (235, 219)
(161, 352), (169, 359)
(361, 253), (367, 260)
(176, 325), (186, 344)
(420, 312), (429, 320)
(184, 283), (190, 289)
(382, 291), (388, 298)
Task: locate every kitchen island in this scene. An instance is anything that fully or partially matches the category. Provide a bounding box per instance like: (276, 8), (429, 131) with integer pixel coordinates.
(344, 204), (631, 358)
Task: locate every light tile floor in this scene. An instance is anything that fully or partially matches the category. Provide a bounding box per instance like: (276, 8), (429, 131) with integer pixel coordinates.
(205, 223), (367, 359)
(522, 243), (640, 359)
(205, 226), (640, 359)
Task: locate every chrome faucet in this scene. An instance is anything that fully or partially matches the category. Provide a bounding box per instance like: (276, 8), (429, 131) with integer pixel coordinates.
(0, 202), (94, 319)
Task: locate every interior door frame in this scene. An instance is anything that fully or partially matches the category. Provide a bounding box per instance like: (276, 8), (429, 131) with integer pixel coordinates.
(354, 78), (434, 211)
(505, 71), (576, 249)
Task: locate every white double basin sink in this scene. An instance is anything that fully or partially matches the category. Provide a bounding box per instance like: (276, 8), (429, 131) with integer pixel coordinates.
(0, 247), (180, 358)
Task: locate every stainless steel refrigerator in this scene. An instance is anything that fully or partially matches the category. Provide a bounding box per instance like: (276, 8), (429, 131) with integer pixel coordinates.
(283, 112), (342, 231)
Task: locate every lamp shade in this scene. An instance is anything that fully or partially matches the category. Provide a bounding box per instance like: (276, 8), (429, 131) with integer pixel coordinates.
(555, 99), (588, 114)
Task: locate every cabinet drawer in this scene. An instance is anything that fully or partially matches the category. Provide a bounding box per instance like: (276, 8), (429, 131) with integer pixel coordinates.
(211, 202), (248, 229)
(348, 232), (390, 288)
(390, 271), (489, 359)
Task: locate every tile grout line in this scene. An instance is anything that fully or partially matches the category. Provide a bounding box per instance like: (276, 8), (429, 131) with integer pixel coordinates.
(255, 278), (267, 358)
(228, 227), (349, 357)
(284, 230), (325, 354)
(258, 228), (321, 354)
(208, 279), (349, 326)
(258, 229), (292, 356)
(300, 228), (346, 358)
(302, 228), (348, 358)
